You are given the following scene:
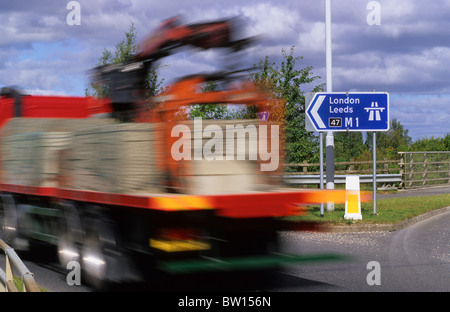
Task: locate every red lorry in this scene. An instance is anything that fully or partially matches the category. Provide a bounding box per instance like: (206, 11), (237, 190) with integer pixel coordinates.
(0, 17), (351, 289)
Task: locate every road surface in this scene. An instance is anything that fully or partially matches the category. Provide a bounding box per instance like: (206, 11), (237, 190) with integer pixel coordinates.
(378, 185), (450, 199)
(277, 210), (449, 291)
(22, 208), (448, 292)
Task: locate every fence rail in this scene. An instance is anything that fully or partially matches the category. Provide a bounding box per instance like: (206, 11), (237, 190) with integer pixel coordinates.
(285, 151), (450, 189)
(283, 174), (401, 187)
(285, 157), (399, 175)
(0, 239), (40, 292)
(398, 151), (450, 188)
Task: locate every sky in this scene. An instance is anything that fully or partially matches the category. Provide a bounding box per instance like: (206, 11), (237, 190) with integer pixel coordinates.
(1, 0), (449, 141)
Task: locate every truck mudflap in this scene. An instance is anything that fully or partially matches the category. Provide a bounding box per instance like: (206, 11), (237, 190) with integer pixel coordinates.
(157, 252), (349, 274)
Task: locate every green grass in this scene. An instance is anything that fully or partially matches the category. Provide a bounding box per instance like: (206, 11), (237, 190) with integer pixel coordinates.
(285, 193), (450, 226)
(13, 276), (47, 292)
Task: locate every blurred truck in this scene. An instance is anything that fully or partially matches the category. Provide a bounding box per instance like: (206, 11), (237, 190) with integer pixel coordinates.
(0, 17), (350, 289)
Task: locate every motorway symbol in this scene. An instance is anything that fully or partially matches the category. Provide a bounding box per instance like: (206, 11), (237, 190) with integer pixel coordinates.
(306, 92), (389, 132)
(365, 102), (385, 121)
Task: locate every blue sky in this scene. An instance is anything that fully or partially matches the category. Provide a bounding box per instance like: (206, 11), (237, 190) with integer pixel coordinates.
(1, 0), (449, 141)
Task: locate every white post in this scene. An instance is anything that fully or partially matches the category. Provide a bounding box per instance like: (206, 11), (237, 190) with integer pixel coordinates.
(325, 0), (335, 211)
(326, 132), (335, 211)
(325, 0), (332, 92)
(344, 176), (362, 220)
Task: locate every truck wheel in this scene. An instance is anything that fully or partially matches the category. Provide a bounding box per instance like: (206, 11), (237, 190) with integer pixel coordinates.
(0, 193), (18, 246)
(80, 207), (119, 290)
(57, 202), (83, 269)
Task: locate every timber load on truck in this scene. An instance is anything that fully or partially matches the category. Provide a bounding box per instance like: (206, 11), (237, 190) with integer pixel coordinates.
(0, 16), (363, 289)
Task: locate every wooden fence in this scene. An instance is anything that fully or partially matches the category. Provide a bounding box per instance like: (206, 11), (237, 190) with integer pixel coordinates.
(285, 151), (450, 189)
(285, 158), (400, 175)
(398, 151), (450, 188)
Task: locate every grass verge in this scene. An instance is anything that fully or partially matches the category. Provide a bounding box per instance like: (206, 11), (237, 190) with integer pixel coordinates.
(285, 193), (450, 226)
(12, 276), (47, 292)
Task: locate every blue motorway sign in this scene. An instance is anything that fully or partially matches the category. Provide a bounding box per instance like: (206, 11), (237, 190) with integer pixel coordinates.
(306, 92), (389, 132)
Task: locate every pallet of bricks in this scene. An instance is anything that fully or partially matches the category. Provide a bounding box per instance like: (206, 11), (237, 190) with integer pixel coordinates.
(0, 118), (273, 195)
(63, 122), (161, 194)
(64, 119), (264, 195)
(181, 119), (261, 195)
(0, 118), (113, 188)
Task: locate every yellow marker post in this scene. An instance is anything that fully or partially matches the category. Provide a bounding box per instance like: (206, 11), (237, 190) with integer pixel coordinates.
(344, 176), (362, 220)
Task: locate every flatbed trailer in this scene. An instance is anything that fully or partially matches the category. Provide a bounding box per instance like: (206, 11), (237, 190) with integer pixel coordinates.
(0, 182), (349, 217)
(0, 177), (349, 285)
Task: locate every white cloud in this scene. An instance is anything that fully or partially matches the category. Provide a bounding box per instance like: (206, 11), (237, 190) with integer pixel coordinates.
(391, 94), (450, 139)
(333, 46), (450, 94)
(23, 88), (68, 96)
(1, 59), (62, 90)
(239, 3), (300, 44)
(298, 22), (325, 53)
(0, 13), (63, 46)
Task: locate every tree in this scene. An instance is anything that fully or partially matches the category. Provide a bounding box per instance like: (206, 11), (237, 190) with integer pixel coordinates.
(250, 46), (325, 165)
(365, 118), (412, 158)
(334, 131), (365, 162)
(85, 23), (166, 98)
(189, 81), (231, 119)
(444, 134), (450, 151)
(409, 134), (450, 151)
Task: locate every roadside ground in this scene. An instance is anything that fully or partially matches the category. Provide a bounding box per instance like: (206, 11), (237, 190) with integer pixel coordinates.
(285, 185), (450, 232)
